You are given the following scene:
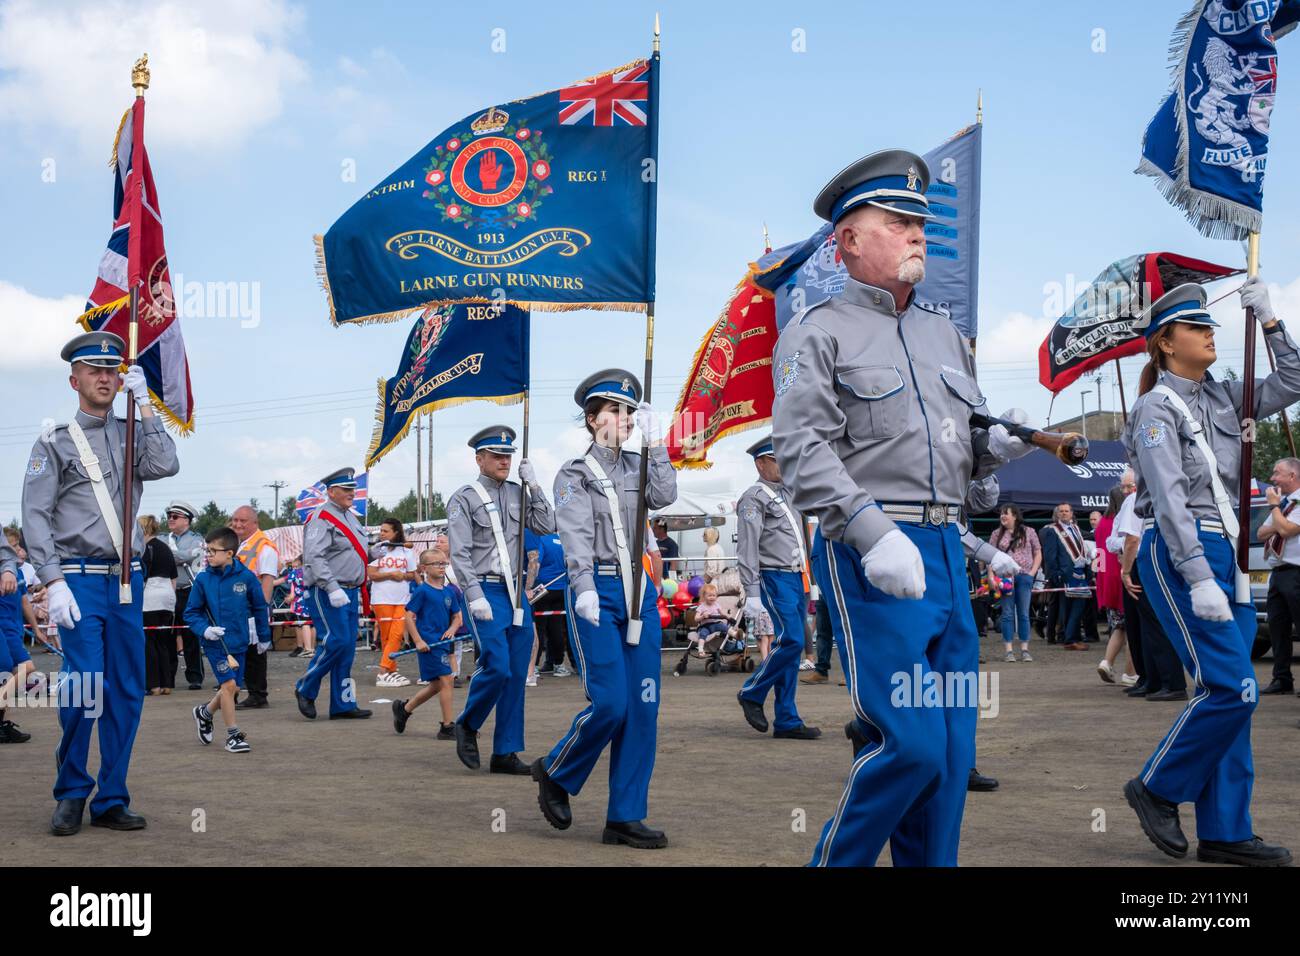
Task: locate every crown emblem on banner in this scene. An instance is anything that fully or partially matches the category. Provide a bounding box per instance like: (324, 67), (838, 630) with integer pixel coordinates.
(471, 107), (509, 135)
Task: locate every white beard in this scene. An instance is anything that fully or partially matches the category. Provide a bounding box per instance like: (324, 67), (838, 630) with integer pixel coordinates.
(898, 255), (925, 285)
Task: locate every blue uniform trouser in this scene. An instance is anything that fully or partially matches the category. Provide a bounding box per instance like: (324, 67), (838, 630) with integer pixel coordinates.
(740, 570), (807, 732)
(545, 576), (662, 823)
(809, 524), (977, 867)
(1137, 526), (1257, 843)
(297, 586), (361, 716)
(55, 568), (145, 816)
(458, 581), (532, 755)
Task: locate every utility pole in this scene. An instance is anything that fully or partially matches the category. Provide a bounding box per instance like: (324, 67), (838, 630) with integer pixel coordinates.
(415, 419), (424, 522)
(427, 415), (434, 520)
(265, 481), (288, 526)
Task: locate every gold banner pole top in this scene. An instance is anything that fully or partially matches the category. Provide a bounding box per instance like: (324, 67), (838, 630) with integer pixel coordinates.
(132, 53), (150, 98)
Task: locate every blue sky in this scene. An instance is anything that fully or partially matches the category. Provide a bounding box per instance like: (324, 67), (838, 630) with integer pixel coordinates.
(2, 0), (1298, 522)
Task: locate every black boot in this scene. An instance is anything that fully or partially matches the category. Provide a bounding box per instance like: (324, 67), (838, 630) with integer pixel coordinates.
(531, 758), (572, 830)
(1260, 678), (1294, 695)
(1124, 778), (1187, 858)
(845, 719), (869, 755)
(1197, 836), (1293, 867)
(455, 721), (480, 769)
(391, 699), (410, 734)
(489, 752), (532, 775)
(0, 718), (32, 743)
(737, 692), (768, 733)
(773, 723), (822, 740)
(329, 708), (372, 720)
(50, 797), (86, 836)
(90, 805), (147, 831)
(968, 768), (999, 792)
(602, 819), (668, 849)
(294, 688), (316, 720)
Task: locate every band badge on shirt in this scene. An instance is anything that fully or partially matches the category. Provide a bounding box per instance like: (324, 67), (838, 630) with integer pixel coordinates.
(1140, 420), (1168, 448)
(556, 480), (575, 509)
(740, 501), (761, 522)
(448, 503), (463, 520)
(775, 351), (802, 397)
(27, 454), (48, 477)
(234, 582), (247, 593)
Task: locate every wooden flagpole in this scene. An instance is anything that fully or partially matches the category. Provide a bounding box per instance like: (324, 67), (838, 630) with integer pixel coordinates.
(514, 387), (530, 627)
(1237, 232), (1260, 575)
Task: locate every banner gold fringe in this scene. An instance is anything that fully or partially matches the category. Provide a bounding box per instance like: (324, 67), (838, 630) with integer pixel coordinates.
(365, 375), (525, 468)
(108, 107), (131, 168)
(75, 296), (130, 330)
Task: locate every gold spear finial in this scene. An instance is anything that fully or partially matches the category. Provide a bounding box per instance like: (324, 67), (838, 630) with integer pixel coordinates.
(132, 53), (150, 97)
(653, 13), (660, 53)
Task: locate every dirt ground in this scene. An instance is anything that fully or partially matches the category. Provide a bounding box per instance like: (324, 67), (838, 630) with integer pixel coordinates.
(4, 627), (1298, 867)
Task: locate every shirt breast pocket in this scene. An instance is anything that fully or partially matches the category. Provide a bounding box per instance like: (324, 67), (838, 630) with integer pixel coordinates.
(836, 365), (907, 441)
(939, 370), (986, 440)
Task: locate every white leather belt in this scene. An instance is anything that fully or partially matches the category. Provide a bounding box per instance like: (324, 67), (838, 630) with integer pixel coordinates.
(1142, 517), (1226, 536)
(880, 502), (961, 526)
(61, 559), (143, 575)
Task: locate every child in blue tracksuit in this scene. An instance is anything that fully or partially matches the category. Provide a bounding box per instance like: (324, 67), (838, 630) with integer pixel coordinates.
(391, 549), (462, 739)
(184, 527), (269, 753)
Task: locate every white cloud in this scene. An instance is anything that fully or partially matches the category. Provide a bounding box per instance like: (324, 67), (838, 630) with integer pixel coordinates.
(977, 310), (1055, 367)
(0, 281), (87, 369)
(0, 0), (307, 154)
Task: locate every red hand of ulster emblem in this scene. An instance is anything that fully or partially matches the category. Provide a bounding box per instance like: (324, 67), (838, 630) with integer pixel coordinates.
(479, 150), (502, 191)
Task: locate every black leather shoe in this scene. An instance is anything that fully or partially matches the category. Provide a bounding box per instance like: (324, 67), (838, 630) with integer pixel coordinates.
(1146, 689), (1188, 702)
(737, 692), (769, 733)
(329, 708), (372, 720)
(490, 752), (532, 775)
(50, 798), (86, 836)
(90, 805), (147, 831)
(294, 689), (316, 720)
(391, 698), (410, 734)
(845, 719), (869, 755)
(0, 719), (31, 743)
(455, 721), (480, 770)
(187, 682), (203, 691)
(235, 696), (268, 710)
(1125, 683), (1150, 697)
(773, 723), (822, 740)
(1197, 836), (1293, 867)
(1260, 679), (1294, 695)
(968, 768), (999, 792)
(531, 758), (571, 830)
(1124, 778), (1188, 858)
(602, 819), (668, 849)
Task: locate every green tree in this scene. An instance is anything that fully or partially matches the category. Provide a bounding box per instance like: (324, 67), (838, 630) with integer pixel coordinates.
(278, 496), (300, 525)
(1253, 403), (1300, 482)
(193, 501), (231, 537)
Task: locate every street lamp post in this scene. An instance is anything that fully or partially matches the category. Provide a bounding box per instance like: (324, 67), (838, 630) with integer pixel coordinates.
(1081, 390), (1091, 441)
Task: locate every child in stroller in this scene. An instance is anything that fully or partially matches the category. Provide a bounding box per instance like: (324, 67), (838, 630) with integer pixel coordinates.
(672, 582), (752, 677)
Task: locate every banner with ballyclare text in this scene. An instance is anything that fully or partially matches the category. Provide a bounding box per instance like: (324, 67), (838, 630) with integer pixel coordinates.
(317, 57), (658, 324)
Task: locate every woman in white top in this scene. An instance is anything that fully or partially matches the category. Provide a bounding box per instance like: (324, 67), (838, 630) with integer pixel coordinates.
(369, 518), (418, 687)
(702, 526), (726, 580)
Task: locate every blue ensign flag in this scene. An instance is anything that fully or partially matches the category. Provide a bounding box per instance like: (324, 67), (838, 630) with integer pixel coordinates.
(317, 57), (658, 324)
(366, 303), (530, 467)
(1137, 0), (1293, 239)
(753, 124), (983, 339)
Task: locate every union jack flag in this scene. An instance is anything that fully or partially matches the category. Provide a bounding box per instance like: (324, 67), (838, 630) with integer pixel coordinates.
(297, 471), (369, 523)
(1248, 55), (1278, 94)
(558, 61), (649, 126)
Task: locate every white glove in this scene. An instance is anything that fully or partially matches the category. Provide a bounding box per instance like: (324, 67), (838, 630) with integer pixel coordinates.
(745, 595), (766, 616)
(861, 529), (926, 600)
(518, 458), (540, 489)
(122, 365), (150, 407)
(202, 625), (226, 643)
(635, 402), (663, 444)
(257, 641), (271, 654)
(988, 551), (1020, 577)
(328, 588), (350, 608)
(1240, 276), (1275, 325)
(46, 580), (81, 630)
(574, 590), (600, 625)
(1190, 579), (1232, 622)
(469, 597), (493, 621)
(988, 408), (1033, 462)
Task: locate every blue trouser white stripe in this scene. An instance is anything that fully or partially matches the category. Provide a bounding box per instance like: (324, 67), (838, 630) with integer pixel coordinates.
(740, 569), (806, 732)
(544, 576), (662, 823)
(809, 524), (977, 867)
(296, 586), (361, 716)
(457, 581), (531, 755)
(1136, 526), (1256, 843)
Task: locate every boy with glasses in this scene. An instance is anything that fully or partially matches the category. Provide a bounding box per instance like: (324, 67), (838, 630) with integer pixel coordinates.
(391, 549), (461, 739)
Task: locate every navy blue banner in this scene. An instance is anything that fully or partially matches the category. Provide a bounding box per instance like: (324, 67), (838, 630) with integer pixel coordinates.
(318, 56), (658, 325)
(366, 303), (530, 467)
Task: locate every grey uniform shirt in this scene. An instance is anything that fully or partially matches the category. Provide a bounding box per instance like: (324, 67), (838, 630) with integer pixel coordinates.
(771, 277), (1000, 558)
(446, 474), (555, 604)
(553, 442), (677, 598)
(21, 408), (180, 586)
(736, 479), (805, 598)
(0, 541), (17, 581)
(167, 529), (204, 588)
(1124, 324), (1300, 585)
(302, 501), (368, 592)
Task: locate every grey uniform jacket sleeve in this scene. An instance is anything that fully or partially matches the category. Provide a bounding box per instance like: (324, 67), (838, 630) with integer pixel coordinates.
(446, 486), (483, 603)
(0, 541), (17, 580)
(646, 445), (677, 509)
(1228, 324), (1300, 419)
(170, 532), (202, 568)
(554, 462), (598, 597)
(21, 433), (63, 585)
(736, 488), (763, 598)
(136, 416), (180, 480)
(772, 321), (895, 556)
(303, 516), (339, 593)
(1131, 399), (1212, 584)
(525, 482), (556, 534)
